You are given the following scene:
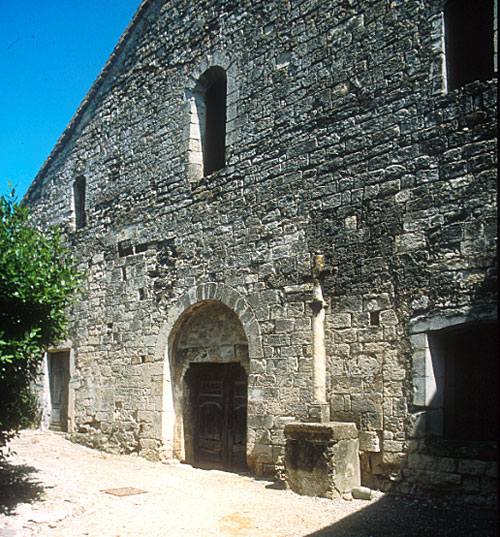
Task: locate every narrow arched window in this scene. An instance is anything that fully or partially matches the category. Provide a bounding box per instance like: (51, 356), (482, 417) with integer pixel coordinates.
(73, 176), (86, 229)
(188, 67), (227, 179)
(444, 0), (495, 90)
(203, 68), (226, 176)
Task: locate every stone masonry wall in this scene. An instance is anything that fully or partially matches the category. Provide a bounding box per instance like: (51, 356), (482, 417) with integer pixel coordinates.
(25, 0), (497, 501)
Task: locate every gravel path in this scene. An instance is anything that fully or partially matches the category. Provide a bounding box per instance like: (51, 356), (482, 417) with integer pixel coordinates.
(0, 430), (496, 537)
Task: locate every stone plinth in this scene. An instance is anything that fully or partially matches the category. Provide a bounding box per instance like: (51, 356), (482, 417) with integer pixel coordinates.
(284, 422), (360, 499)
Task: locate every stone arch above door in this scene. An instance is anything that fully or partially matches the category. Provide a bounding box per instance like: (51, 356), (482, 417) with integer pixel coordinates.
(154, 283), (263, 364)
(154, 283), (263, 463)
(174, 300), (249, 370)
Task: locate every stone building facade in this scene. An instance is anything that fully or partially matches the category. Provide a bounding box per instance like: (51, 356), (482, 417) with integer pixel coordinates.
(26, 0), (497, 502)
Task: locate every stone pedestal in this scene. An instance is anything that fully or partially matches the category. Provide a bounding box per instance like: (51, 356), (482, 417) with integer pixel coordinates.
(284, 422), (360, 499)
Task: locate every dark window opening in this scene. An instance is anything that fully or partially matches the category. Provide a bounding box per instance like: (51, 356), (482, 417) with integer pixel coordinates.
(74, 176), (86, 229)
(370, 311), (380, 326)
(201, 67), (226, 176)
(433, 322), (497, 441)
(118, 241), (133, 257)
(444, 0), (495, 90)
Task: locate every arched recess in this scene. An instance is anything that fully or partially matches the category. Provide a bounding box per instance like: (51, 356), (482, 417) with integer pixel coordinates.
(154, 283), (263, 468)
(184, 52), (238, 181)
(172, 301), (248, 470)
(73, 176), (86, 230)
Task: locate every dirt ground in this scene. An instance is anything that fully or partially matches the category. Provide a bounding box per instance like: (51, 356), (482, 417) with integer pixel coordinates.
(0, 430), (496, 537)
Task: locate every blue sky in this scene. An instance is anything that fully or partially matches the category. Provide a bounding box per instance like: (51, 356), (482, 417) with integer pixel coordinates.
(0, 0), (143, 200)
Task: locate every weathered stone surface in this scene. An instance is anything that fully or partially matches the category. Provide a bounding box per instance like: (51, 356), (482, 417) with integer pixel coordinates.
(359, 431), (380, 453)
(285, 422), (359, 443)
(352, 486), (372, 500)
(25, 0), (496, 503)
(285, 422), (360, 499)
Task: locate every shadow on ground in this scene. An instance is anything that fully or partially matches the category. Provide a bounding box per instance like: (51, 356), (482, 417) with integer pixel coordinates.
(304, 494), (497, 537)
(0, 461), (46, 515)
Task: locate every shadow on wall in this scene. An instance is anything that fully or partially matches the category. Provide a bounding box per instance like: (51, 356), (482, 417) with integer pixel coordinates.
(302, 493), (497, 537)
(401, 317), (498, 501)
(0, 462), (47, 516)
(362, 267), (497, 500)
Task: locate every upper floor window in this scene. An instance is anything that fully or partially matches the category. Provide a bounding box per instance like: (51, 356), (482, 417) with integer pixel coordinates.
(188, 66), (227, 179)
(203, 67), (227, 176)
(73, 176), (86, 230)
(444, 0), (495, 90)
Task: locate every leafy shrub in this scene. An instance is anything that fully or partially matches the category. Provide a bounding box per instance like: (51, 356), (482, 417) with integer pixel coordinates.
(0, 190), (83, 453)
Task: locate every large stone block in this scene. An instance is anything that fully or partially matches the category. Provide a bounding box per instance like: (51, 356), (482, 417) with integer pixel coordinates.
(359, 431), (380, 452)
(284, 422), (360, 499)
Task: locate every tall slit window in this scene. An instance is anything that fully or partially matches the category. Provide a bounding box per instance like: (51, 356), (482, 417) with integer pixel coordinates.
(203, 69), (227, 176)
(188, 66), (227, 179)
(73, 176), (86, 230)
(444, 0), (495, 90)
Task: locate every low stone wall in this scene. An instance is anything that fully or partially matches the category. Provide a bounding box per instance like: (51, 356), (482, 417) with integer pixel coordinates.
(403, 439), (497, 506)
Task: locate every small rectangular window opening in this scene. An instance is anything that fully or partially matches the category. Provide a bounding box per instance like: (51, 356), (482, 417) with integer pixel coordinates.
(74, 176), (86, 229)
(370, 311), (380, 326)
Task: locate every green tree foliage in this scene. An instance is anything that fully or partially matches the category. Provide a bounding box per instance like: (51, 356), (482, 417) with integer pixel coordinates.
(0, 190), (83, 450)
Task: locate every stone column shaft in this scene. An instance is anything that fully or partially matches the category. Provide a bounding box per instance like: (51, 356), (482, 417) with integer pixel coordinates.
(312, 279), (326, 404)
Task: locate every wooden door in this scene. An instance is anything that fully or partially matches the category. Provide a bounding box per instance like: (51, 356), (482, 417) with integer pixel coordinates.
(48, 351), (69, 431)
(230, 379), (248, 471)
(196, 377), (226, 469)
(189, 363), (247, 472)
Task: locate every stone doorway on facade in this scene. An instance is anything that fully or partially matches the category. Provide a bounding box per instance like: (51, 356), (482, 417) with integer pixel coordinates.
(47, 350), (70, 432)
(185, 362), (247, 472)
(168, 299), (250, 473)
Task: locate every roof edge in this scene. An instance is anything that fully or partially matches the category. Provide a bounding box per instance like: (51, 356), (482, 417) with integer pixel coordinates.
(25, 0), (153, 201)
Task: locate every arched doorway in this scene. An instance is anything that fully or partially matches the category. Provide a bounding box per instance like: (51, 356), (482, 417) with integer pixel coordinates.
(170, 300), (249, 472)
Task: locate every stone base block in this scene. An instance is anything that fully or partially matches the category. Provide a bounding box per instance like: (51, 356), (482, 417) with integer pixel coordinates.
(284, 422), (360, 499)
(308, 402), (331, 423)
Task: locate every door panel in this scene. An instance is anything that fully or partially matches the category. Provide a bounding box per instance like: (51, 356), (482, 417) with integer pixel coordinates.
(189, 363), (247, 472)
(48, 351), (69, 432)
(197, 380), (225, 468)
(230, 380), (248, 471)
